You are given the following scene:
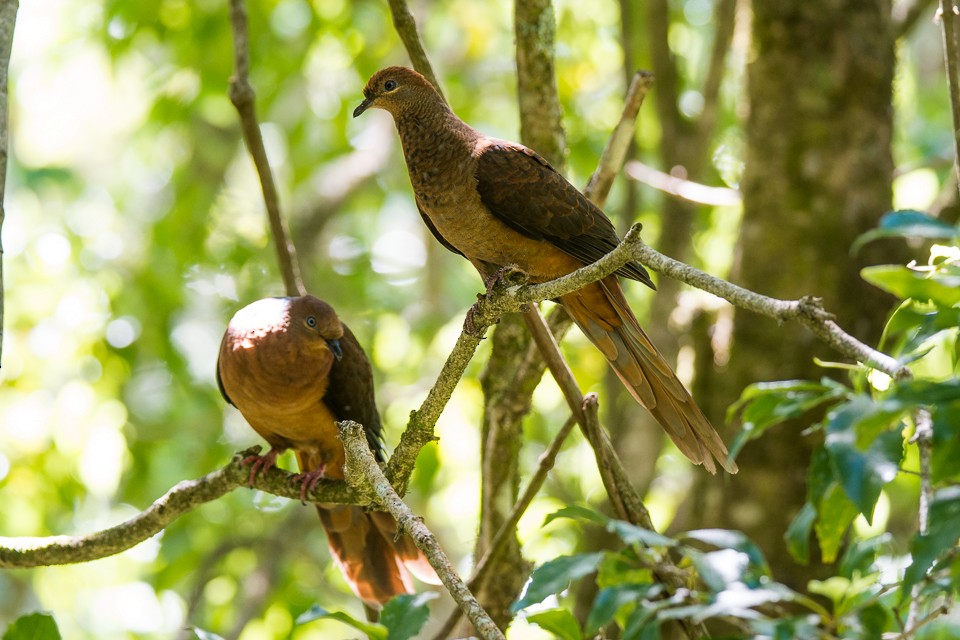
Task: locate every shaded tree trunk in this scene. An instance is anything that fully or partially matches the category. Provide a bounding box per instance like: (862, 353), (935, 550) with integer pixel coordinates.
(469, 0), (566, 630)
(708, 0), (898, 589)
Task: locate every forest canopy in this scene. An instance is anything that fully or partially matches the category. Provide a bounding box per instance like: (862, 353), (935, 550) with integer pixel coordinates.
(1, 0), (958, 639)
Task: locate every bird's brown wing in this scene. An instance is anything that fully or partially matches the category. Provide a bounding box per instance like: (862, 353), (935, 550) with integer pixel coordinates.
(417, 201), (464, 258)
(474, 141), (654, 289)
(215, 334), (234, 407)
(324, 323), (387, 463)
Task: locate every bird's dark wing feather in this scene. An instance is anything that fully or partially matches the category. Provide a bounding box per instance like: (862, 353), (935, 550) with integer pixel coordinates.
(474, 142), (653, 288)
(324, 323), (387, 462)
(215, 337), (234, 407)
(417, 201), (464, 258)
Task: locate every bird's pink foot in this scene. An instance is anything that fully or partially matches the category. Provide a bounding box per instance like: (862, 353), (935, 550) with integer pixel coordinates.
(292, 466), (328, 504)
(242, 448), (280, 486)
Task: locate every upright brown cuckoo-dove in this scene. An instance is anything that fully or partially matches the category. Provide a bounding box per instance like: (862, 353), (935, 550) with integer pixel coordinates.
(217, 295), (436, 609)
(354, 66), (736, 474)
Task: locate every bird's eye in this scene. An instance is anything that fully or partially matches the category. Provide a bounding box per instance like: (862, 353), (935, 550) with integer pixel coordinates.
(306, 316), (317, 328)
(384, 79), (397, 91)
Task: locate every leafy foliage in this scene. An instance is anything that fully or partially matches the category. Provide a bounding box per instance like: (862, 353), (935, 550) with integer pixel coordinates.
(1, 0), (957, 638)
(2, 613), (61, 640)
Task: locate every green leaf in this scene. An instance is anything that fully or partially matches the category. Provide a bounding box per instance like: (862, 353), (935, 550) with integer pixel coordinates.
(544, 504), (610, 528)
(862, 264), (960, 307)
(807, 447), (834, 507)
(838, 533), (891, 579)
(727, 380), (846, 457)
(585, 584), (662, 633)
(2, 613), (62, 640)
(858, 602), (890, 637)
(525, 609), (582, 640)
(381, 592), (438, 640)
(814, 483), (859, 563)
(902, 487), (960, 600)
(607, 520), (677, 549)
(852, 210), (960, 253)
(883, 302), (960, 358)
(932, 402), (960, 482)
(825, 413), (902, 521)
(693, 585), (793, 621)
(623, 608), (661, 640)
(681, 529), (770, 576)
(890, 379), (960, 405)
(785, 502), (817, 565)
(513, 552), (605, 611)
(295, 605), (387, 639)
(688, 549), (743, 592)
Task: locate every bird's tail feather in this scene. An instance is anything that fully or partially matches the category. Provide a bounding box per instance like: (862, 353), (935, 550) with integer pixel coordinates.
(561, 277), (737, 475)
(297, 452), (439, 608)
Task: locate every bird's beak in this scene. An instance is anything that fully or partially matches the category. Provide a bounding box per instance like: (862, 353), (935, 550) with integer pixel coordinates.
(327, 338), (343, 360)
(353, 97), (372, 118)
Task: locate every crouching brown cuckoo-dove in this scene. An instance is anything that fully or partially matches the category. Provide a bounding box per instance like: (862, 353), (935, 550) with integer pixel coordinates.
(217, 295), (437, 609)
(354, 66), (736, 475)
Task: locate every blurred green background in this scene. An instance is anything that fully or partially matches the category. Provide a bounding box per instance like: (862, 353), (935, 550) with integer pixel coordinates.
(0, 0), (953, 638)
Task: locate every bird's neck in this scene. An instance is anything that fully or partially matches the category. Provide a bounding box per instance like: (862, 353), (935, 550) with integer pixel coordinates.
(394, 103), (476, 150)
(393, 106), (478, 200)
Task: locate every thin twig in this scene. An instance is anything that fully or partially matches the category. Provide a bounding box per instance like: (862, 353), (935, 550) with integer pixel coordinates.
(522, 306), (707, 639)
(387, 0), (445, 101)
(696, 0), (737, 146)
(0, 0), (17, 367)
(624, 160), (742, 206)
(433, 414), (579, 639)
(0, 447), (360, 568)
(906, 408), (934, 630)
(939, 0), (960, 200)
(227, 0), (305, 297)
(584, 70), (655, 206)
(895, 0), (938, 39)
(338, 421), (505, 640)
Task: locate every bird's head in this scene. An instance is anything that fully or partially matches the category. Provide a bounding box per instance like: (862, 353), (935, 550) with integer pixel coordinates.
(288, 295), (344, 360)
(353, 66), (444, 119)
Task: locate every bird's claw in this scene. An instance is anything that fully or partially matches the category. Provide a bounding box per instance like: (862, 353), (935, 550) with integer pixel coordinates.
(482, 264), (527, 294)
(241, 448), (280, 486)
(292, 467), (328, 504)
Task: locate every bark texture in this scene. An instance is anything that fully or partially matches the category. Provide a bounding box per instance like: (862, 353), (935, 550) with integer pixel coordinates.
(710, 0), (898, 589)
(468, 0), (567, 629)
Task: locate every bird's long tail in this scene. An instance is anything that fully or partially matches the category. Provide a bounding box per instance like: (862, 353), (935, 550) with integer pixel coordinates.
(560, 276), (737, 474)
(297, 452), (439, 609)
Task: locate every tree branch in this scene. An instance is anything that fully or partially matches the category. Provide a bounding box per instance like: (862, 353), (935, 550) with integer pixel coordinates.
(522, 306), (708, 639)
(895, 0), (938, 39)
(338, 421), (505, 640)
(227, 0), (305, 297)
(696, 0), (737, 146)
(0, 0), (17, 368)
(906, 408), (934, 630)
(433, 414), (579, 639)
(939, 0), (960, 201)
(584, 70), (654, 206)
(4, 217), (905, 569)
(624, 159), (742, 206)
(515, 0), (565, 167)
(387, 0), (445, 100)
(0, 448), (362, 568)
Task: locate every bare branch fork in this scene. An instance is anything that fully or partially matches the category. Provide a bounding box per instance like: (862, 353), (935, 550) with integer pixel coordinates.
(0, 219), (906, 564)
(227, 0), (305, 297)
(339, 421), (505, 640)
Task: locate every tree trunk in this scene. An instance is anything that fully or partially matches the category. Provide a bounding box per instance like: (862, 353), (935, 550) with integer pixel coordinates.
(709, 0), (897, 589)
(469, 0), (566, 630)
